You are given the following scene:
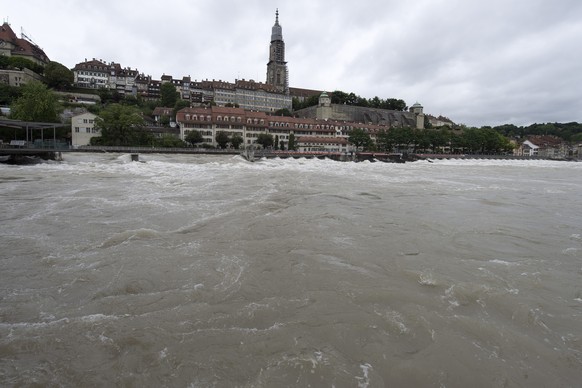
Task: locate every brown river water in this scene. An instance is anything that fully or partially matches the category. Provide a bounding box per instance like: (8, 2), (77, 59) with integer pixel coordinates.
(1, 153), (581, 387)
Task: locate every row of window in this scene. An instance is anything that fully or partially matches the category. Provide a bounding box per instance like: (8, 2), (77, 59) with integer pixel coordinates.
(77, 71), (107, 77)
(74, 127), (100, 133)
(182, 120), (371, 134)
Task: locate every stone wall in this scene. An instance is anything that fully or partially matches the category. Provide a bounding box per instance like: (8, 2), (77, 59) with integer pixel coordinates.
(295, 104), (417, 128)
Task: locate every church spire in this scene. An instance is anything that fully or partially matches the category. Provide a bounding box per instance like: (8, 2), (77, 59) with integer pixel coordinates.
(266, 9), (288, 93)
(271, 8), (283, 42)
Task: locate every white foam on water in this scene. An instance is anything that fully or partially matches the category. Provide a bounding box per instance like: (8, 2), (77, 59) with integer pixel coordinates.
(489, 259), (520, 266)
(356, 363), (373, 388)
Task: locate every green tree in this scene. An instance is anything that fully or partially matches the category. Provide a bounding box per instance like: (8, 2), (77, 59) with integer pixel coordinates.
(5, 57), (44, 74)
(122, 94), (140, 106)
(292, 94), (319, 110)
(380, 98), (406, 111)
(279, 140), (285, 150)
(159, 115), (171, 127)
(160, 83), (179, 107)
(0, 83), (21, 106)
(97, 87), (122, 105)
(331, 90), (349, 104)
(273, 108), (292, 117)
(348, 128), (373, 151)
(390, 126), (414, 152)
(155, 134), (186, 148)
(10, 81), (60, 122)
(185, 130), (204, 146)
(215, 131), (229, 149)
(230, 134), (244, 149)
(288, 132), (296, 150)
(44, 61), (74, 90)
(376, 129), (394, 152)
(256, 133), (274, 148)
(274, 135), (279, 150)
(173, 99), (190, 117)
(94, 103), (145, 146)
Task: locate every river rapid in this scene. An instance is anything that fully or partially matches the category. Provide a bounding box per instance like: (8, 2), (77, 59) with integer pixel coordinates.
(1, 153), (581, 387)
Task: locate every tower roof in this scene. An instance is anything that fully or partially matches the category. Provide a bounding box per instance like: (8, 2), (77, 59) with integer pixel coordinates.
(271, 9), (283, 42)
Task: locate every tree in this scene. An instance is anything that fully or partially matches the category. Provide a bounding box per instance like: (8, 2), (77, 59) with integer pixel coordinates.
(155, 134), (186, 148)
(94, 103), (145, 146)
(159, 115), (171, 127)
(44, 61), (73, 90)
(288, 132), (296, 150)
(274, 135), (279, 150)
(390, 126), (414, 152)
(375, 129), (394, 152)
(185, 130), (204, 146)
(292, 94), (319, 110)
(173, 99), (190, 117)
(273, 108), (292, 117)
(279, 140), (285, 150)
(384, 98), (407, 111)
(160, 83), (179, 107)
(256, 133), (274, 148)
(0, 83), (21, 106)
(215, 131), (229, 149)
(122, 94), (140, 106)
(10, 81), (60, 122)
(97, 87), (122, 105)
(230, 134), (244, 149)
(348, 128), (373, 151)
(3, 57), (44, 74)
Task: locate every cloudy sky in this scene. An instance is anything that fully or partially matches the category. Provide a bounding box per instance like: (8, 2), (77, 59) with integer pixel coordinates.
(3, 0), (582, 127)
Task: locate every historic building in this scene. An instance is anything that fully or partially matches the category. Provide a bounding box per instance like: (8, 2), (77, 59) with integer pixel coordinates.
(176, 105), (388, 150)
(72, 58), (140, 95)
(0, 22), (49, 66)
(514, 135), (569, 159)
(266, 9), (288, 94)
(0, 22), (48, 86)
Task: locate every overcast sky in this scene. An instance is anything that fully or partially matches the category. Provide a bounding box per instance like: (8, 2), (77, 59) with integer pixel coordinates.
(3, 0), (582, 127)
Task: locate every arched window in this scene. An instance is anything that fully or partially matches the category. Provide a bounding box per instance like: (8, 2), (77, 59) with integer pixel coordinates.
(217, 116), (222, 121)
(206, 115), (211, 121)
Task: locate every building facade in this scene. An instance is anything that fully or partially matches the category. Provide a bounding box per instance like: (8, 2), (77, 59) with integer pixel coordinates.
(0, 22), (49, 86)
(176, 105), (387, 150)
(73, 59), (110, 90)
(71, 112), (99, 147)
(0, 22), (50, 66)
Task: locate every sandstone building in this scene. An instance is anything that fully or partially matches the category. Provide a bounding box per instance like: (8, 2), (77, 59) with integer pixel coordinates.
(0, 22), (48, 87)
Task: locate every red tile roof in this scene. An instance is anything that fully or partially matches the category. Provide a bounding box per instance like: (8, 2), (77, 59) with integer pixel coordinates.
(0, 22), (49, 64)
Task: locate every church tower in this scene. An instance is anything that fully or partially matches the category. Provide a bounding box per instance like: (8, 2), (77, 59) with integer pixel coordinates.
(266, 9), (288, 94)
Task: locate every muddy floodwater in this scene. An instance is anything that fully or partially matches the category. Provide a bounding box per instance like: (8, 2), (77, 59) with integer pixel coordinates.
(1, 154), (581, 387)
